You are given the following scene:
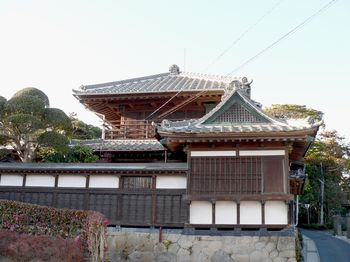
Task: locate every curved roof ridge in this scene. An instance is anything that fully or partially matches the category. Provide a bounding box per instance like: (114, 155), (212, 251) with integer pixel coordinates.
(77, 72), (170, 91)
(195, 89), (287, 126)
(180, 71), (242, 83)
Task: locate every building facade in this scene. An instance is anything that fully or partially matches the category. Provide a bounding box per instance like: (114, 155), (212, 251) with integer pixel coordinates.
(0, 65), (319, 230)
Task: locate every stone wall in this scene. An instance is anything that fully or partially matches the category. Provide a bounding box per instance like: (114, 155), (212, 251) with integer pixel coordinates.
(106, 229), (297, 262)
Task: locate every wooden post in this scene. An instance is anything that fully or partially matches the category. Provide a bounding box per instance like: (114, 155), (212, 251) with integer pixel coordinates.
(21, 173), (27, 202)
(151, 175), (157, 226)
(212, 200), (216, 225)
(237, 201), (240, 225)
(52, 174), (59, 207)
(84, 175), (90, 210)
(261, 200), (265, 225)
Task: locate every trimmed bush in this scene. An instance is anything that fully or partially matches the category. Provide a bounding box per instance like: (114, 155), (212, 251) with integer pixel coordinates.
(0, 199), (107, 261)
(0, 230), (84, 262)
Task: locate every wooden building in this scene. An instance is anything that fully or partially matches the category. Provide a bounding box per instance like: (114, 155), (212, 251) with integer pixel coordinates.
(0, 65), (319, 230)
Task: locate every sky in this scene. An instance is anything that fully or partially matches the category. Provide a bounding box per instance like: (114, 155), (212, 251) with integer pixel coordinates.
(0, 0), (349, 141)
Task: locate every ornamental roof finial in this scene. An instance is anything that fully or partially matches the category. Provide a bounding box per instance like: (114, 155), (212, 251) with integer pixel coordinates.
(169, 64), (180, 75)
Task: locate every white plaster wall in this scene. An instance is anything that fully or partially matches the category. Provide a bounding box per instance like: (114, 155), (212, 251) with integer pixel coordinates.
(26, 175), (55, 187)
(89, 175), (119, 188)
(156, 176), (187, 189)
(190, 201), (212, 224)
(191, 150), (236, 157)
(240, 201), (262, 224)
(265, 201), (288, 225)
(215, 201), (237, 224)
(239, 150), (285, 156)
(58, 175), (86, 188)
(0, 174), (23, 186)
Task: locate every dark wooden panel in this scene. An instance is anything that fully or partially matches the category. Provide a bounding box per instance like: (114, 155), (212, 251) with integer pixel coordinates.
(156, 194), (188, 224)
(56, 193), (85, 210)
(0, 187), (188, 227)
(0, 190), (22, 201)
(121, 194), (152, 224)
(89, 193), (119, 222)
(23, 192), (53, 206)
(263, 157), (284, 193)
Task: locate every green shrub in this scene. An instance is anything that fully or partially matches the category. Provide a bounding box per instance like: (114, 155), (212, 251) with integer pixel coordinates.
(0, 199), (107, 261)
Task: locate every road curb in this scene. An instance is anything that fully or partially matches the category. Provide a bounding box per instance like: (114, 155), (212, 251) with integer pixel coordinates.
(302, 235), (320, 262)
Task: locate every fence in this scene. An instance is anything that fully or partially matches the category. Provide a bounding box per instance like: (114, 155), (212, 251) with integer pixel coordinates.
(0, 186), (188, 227)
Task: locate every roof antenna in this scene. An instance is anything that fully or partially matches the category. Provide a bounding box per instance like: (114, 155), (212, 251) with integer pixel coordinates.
(183, 48), (186, 71)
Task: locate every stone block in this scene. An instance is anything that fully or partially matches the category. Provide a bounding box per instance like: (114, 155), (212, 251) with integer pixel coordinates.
(250, 249), (269, 262)
(177, 248), (191, 262)
(231, 237), (255, 254)
(156, 252), (177, 262)
(165, 233), (181, 243)
(287, 258), (297, 262)
(279, 250), (295, 258)
(210, 250), (233, 262)
(255, 241), (267, 250)
(266, 242), (276, 253)
(232, 254), (249, 262)
(168, 242), (180, 254)
(272, 257), (287, 262)
(269, 250), (278, 259)
(277, 237), (294, 251)
(178, 237), (193, 249)
(129, 251), (155, 262)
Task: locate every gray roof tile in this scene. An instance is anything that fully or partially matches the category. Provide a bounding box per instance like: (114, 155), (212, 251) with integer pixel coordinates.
(73, 65), (246, 95)
(157, 90), (321, 135)
(70, 139), (165, 151)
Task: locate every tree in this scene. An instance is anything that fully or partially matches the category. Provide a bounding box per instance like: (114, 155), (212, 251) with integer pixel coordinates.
(265, 104), (324, 123)
(302, 131), (350, 224)
(69, 112), (102, 140)
(40, 144), (99, 163)
(0, 88), (71, 162)
(265, 104), (350, 225)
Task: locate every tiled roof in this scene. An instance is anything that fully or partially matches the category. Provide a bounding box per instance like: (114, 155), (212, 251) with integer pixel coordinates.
(70, 139), (166, 151)
(0, 162), (188, 172)
(157, 90), (321, 135)
(73, 64), (249, 95)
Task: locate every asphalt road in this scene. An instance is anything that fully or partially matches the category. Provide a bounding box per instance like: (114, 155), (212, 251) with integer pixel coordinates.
(301, 229), (350, 262)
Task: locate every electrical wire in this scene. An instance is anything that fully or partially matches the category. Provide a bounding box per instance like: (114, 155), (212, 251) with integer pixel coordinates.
(226, 0), (338, 76)
(146, 1), (285, 120)
(202, 0), (285, 73)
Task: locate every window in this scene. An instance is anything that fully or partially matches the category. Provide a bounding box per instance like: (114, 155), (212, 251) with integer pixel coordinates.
(122, 176), (152, 189)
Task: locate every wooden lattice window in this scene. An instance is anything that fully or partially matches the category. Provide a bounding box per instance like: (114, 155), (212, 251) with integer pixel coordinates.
(189, 155), (285, 195)
(190, 156), (263, 195)
(215, 103), (263, 123)
(122, 176), (152, 189)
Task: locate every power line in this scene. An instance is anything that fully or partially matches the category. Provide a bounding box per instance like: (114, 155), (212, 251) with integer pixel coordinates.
(145, 0), (285, 121)
(226, 0), (338, 76)
(202, 0), (285, 73)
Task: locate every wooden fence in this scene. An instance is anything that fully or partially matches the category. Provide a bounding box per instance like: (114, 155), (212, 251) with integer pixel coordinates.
(0, 187), (188, 227)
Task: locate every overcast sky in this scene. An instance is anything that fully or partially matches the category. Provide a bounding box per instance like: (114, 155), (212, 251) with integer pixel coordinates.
(0, 0), (349, 140)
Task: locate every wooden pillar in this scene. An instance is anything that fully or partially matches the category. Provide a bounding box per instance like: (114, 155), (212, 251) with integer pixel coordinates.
(237, 201), (240, 225)
(20, 173), (27, 202)
(151, 175), (157, 226)
(261, 200), (265, 225)
(212, 200), (216, 225)
(52, 174), (59, 207)
(84, 174), (90, 210)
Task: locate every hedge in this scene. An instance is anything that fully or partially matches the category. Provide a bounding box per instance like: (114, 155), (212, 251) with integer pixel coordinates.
(0, 230), (84, 262)
(0, 199), (107, 261)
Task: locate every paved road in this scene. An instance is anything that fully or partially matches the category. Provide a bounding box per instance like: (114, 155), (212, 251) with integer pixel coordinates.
(301, 229), (350, 262)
